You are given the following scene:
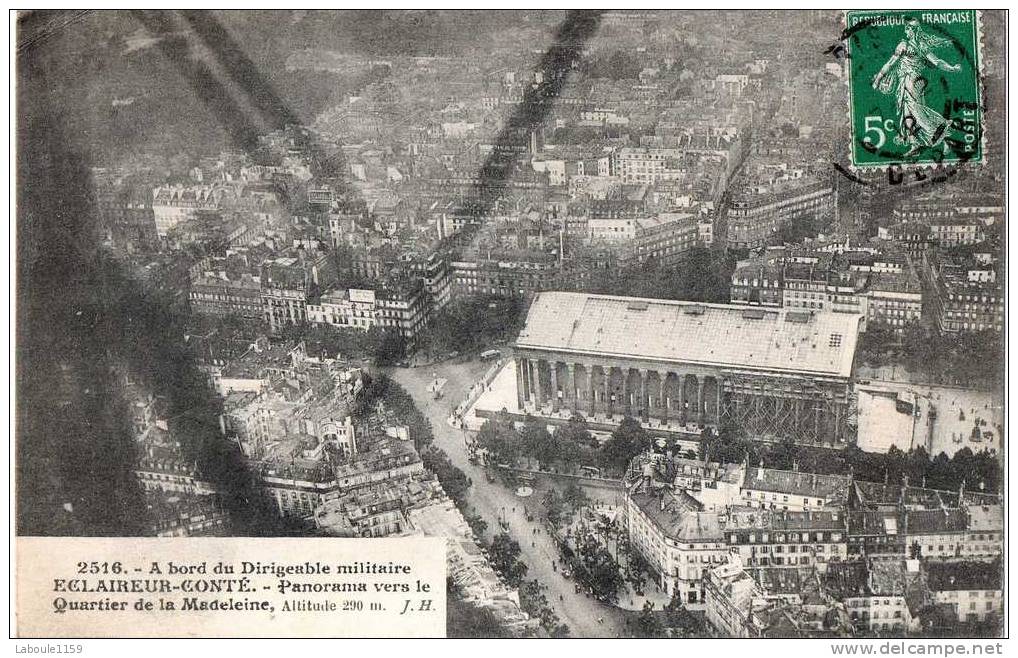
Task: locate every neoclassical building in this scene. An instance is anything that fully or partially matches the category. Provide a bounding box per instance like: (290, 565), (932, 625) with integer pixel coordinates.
(513, 292), (862, 446)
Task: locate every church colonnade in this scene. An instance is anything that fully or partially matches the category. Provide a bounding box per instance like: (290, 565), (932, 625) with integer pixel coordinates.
(514, 354), (722, 425)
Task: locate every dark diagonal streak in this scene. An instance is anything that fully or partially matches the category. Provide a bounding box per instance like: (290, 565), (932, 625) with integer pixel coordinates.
(178, 10), (300, 129)
(447, 10), (602, 247)
(175, 11), (348, 182)
(131, 10), (267, 153)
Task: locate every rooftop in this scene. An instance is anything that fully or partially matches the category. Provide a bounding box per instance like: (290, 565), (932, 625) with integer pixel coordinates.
(852, 481), (1002, 511)
(904, 508), (968, 534)
(847, 510), (903, 537)
(749, 567), (823, 603)
(869, 559), (924, 603)
(628, 487), (724, 542)
(728, 509), (846, 532)
(822, 561), (869, 599)
(868, 269), (922, 295)
(925, 560), (1001, 592)
(743, 467), (851, 502)
(966, 504), (1003, 531)
(517, 292), (861, 378)
(220, 341), (298, 380)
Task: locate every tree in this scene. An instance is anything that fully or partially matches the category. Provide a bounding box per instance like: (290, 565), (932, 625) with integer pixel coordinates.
(365, 326), (406, 366)
(558, 414), (595, 446)
(519, 579), (566, 635)
(600, 415), (651, 474)
(416, 294), (526, 358)
(550, 623), (571, 638)
(542, 489), (569, 527)
(489, 532), (528, 587)
(520, 415), (555, 469)
(626, 547), (649, 593)
(422, 446), (470, 503)
(518, 579), (547, 616)
(664, 591), (709, 637)
(704, 425), (753, 465)
(464, 509), (488, 538)
(634, 601), (667, 637)
(575, 532), (625, 604)
(353, 373), (434, 450)
(562, 482), (588, 512)
(476, 417), (521, 465)
(769, 437), (800, 471)
(556, 436), (582, 466)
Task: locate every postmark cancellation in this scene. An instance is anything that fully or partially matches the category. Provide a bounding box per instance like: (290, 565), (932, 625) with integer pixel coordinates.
(845, 10), (983, 170)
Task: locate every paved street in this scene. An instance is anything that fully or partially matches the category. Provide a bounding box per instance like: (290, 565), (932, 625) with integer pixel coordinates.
(386, 359), (627, 638)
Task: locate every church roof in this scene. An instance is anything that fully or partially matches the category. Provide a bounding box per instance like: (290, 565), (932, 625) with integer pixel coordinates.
(516, 292), (860, 378)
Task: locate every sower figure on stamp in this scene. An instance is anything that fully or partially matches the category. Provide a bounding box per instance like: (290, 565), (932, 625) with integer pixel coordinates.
(871, 18), (962, 157)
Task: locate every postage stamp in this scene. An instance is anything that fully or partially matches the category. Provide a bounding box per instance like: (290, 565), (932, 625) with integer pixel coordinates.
(845, 10), (982, 169)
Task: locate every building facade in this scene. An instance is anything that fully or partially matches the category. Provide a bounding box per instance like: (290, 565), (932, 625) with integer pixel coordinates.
(726, 179), (836, 251)
(514, 292), (861, 446)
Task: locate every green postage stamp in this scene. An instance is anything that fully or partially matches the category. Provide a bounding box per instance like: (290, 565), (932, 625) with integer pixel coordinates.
(845, 10), (982, 169)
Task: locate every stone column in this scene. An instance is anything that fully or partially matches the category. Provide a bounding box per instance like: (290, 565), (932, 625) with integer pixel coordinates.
(567, 363), (577, 412)
(658, 371), (669, 422)
(550, 361), (560, 412)
(587, 365), (597, 416)
(519, 358), (529, 404)
(515, 356), (525, 410)
(681, 373), (690, 424)
(696, 376), (705, 424)
(618, 368), (627, 415)
(533, 359), (543, 409)
(603, 366), (612, 417)
(525, 359), (535, 406)
(639, 369), (649, 421)
(716, 378), (723, 424)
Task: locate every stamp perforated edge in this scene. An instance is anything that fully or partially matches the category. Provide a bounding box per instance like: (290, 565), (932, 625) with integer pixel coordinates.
(841, 9), (987, 174)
